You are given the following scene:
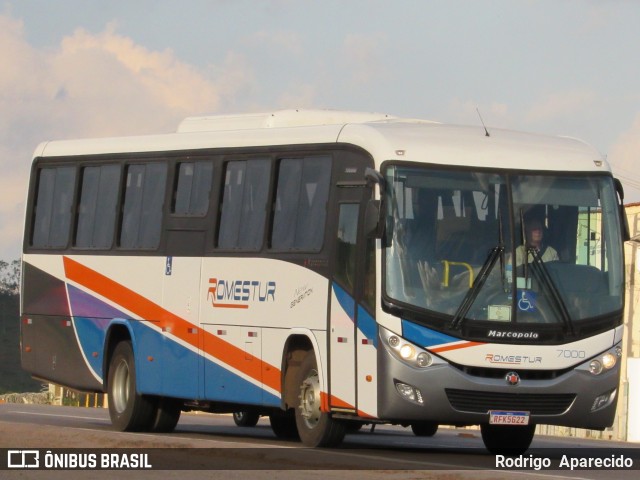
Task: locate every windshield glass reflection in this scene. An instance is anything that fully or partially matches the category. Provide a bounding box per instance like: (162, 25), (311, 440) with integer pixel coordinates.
(383, 166), (624, 326)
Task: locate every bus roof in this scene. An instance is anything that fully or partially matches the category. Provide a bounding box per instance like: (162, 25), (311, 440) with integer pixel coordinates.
(34, 109), (609, 173)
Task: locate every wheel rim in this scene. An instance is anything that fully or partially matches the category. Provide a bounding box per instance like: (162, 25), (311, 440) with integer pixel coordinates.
(112, 359), (130, 414)
(299, 368), (321, 429)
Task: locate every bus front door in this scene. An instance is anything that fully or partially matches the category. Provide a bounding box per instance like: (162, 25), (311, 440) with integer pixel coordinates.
(329, 181), (369, 414)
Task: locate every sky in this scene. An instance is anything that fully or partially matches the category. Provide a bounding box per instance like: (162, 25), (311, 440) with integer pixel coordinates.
(1, 0), (640, 260)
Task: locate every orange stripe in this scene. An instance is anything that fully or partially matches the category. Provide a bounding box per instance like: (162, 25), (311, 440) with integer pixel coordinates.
(63, 256), (281, 392)
(320, 392), (330, 412)
(430, 341), (484, 353)
(357, 410), (377, 419)
(212, 302), (249, 309)
(329, 394), (354, 410)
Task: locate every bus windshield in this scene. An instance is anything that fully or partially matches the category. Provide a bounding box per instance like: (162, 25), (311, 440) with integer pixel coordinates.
(383, 165), (624, 330)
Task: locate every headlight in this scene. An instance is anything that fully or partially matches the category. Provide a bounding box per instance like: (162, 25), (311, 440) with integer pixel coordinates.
(589, 360), (603, 375)
(400, 344), (416, 360)
(582, 344), (621, 376)
(417, 352), (433, 367)
(380, 327), (439, 369)
(602, 353), (617, 370)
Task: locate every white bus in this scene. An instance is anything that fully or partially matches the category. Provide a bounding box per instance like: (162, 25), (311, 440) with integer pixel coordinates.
(21, 110), (629, 454)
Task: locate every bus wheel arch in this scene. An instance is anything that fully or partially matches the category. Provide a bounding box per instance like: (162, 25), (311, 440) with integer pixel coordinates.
(281, 334), (316, 411)
(103, 323), (133, 388)
(294, 350), (346, 447)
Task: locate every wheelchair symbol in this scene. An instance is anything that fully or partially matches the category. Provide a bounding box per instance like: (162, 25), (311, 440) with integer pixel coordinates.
(517, 290), (536, 312)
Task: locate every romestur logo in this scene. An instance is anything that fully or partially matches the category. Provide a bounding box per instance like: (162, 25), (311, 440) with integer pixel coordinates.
(485, 354), (542, 365)
(208, 277), (276, 309)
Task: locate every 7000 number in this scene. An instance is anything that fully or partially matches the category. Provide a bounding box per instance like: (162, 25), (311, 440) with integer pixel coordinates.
(556, 349), (586, 359)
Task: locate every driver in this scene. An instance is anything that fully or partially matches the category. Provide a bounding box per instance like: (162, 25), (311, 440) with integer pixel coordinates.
(515, 218), (559, 265)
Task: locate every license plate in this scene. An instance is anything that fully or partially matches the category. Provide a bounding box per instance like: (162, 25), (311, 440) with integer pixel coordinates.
(489, 410), (530, 425)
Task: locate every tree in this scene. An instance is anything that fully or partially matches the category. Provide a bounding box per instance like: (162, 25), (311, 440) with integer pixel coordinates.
(0, 259), (20, 296)
(0, 258), (42, 393)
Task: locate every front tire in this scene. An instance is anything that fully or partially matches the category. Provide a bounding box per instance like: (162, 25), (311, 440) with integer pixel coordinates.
(480, 423), (535, 455)
(294, 351), (346, 447)
(107, 341), (156, 432)
(411, 422), (438, 437)
(269, 411), (299, 439)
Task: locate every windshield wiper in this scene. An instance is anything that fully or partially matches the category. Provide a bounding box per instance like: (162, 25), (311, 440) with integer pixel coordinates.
(450, 211), (506, 331)
(450, 245), (503, 330)
(498, 209), (506, 290)
(527, 248), (575, 335)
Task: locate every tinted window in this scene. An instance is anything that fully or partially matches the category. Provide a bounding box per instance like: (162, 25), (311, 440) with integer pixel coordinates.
(32, 166), (76, 248)
(173, 161), (213, 216)
(120, 163), (167, 249)
(218, 159), (270, 250)
(335, 204), (359, 293)
(76, 164), (120, 248)
(272, 156), (331, 251)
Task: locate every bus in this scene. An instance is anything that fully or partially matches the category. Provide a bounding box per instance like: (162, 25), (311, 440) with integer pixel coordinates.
(20, 109), (629, 454)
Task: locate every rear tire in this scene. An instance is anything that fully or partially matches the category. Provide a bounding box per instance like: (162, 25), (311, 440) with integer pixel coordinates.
(480, 423), (535, 455)
(294, 351), (346, 447)
(233, 410), (260, 427)
(151, 397), (182, 433)
(107, 341), (156, 432)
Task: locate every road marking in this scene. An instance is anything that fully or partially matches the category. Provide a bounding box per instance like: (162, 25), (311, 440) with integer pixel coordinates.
(8, 410), (108, 422)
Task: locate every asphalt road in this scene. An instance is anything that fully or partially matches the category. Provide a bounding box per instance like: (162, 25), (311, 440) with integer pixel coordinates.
(1, 403), (638, 479)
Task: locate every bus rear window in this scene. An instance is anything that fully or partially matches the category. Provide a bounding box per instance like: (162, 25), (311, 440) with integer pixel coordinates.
(31, 166), (76, 249)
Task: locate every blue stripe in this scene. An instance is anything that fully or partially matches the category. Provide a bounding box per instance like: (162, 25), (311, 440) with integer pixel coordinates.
(204, 360), (280, 407)
(332, 283), (355, 322)
(357, 305), (378, 348)
(402, 320), (460, 348)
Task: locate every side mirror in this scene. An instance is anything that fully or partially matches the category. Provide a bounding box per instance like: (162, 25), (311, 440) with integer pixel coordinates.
(614, 178), (630, 242)
(364, 199), (383, 238)
(364, 168), (387, 239)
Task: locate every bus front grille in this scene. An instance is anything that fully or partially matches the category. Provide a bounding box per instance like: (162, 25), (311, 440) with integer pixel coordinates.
(445, 389), (576, 415)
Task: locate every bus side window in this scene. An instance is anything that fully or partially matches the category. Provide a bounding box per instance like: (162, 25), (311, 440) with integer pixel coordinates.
(217, 159), (270, 251)
(173, 161), (213, 216)
(76, 164), (120, 249)
(119, 163), (167, 249)
(271, 156), (331, 251)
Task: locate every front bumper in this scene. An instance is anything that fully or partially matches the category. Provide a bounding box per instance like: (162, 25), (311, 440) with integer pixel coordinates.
(377, 338), (619, 430)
